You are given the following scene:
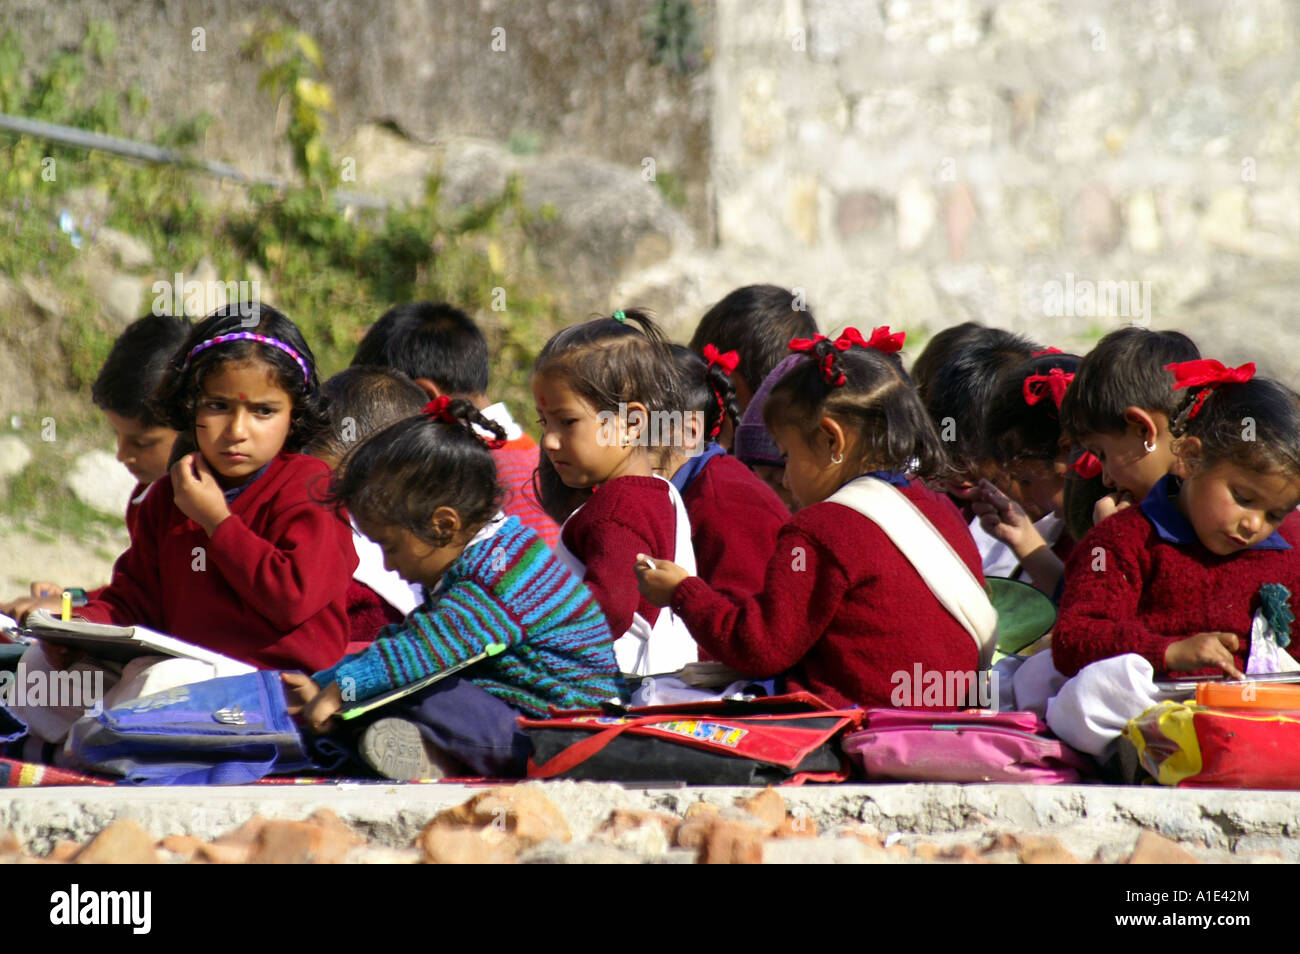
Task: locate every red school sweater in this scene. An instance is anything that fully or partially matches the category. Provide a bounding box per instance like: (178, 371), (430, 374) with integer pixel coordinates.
(681, 453), (787, 601)
(670, 482), (983, 709)
(561, 475), (677, 638)
(79, 453), (358, 672)
(1054, 480), (1300, 678)
(491, 434), (560, 550)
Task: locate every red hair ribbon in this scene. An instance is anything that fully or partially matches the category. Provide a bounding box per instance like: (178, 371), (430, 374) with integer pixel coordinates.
(702, 343), (740, 375)
(1166, 359), (1255, 421)
(861, 325), (905, 354)
(788, 334), (845, 387)
(424, 396), (506, 448)
(1072, 451), (1103, 479)
(1022, 368), (1074, 410)
(1031, 347), (1063, 357)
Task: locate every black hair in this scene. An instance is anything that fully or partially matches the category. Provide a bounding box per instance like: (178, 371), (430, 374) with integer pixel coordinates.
(1059, 327), (1201, 438)
(763, 338), (949, 480)
(151, 302), (329, 454)
(533, 309), (676, 414)
(327, 398), (507, 548)
(669, 344), (739, 443)
(531, 446), (592, 525)
(1062, 449), (1110, 542)
(689, 285), (818, 395)
(918, 327), (1039, 474)
(352, 301), (489, 396)
(984, 353), (1081, 465)
(91, 313), (191, 427)
(309, 366), (428, 463)
(909, 321), (987, 397)
(1171, 376), (1300, 480)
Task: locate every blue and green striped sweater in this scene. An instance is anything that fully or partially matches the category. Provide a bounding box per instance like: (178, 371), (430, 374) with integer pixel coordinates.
(313, 516), (619, 717)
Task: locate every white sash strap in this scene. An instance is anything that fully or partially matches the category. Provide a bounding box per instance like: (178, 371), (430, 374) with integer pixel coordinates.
(825, 476), (998, 668)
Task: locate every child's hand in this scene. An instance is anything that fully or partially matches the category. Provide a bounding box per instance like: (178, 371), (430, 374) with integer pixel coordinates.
(30, 581), (61, 598)
(1165, 632), (1245, 680)
(282, 672), (342, 734)
(634, 554), (690, 607)
(970, 479), (1046, 559)
(1, 594), (62, 624)
(1092, 491), (1134, 525)
(171, 453), (231, 536)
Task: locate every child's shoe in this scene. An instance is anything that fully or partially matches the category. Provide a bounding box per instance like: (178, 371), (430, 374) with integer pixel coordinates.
(358, 718), (462, 781)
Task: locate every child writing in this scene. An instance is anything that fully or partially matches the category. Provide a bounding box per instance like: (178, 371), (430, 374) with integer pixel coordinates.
(1057, 327), (1200, 523)
(636, 330), (997, 710)
(283, 397), (618, 780)
(969, 351), (1081, 598)
(71, 303), (357, 672)
(533, 310), (698, 675)
(2, 313), (188, 622)
(658, 345), (788, 601)
(1041, 363), (1300, 756)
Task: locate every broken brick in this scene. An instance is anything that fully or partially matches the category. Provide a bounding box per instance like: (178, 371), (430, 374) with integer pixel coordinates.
(1126, 830), (1199, 865)
(74, 820), (159, 864)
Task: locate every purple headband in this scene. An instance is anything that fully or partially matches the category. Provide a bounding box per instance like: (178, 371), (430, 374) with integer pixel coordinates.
(184, 332), (311, 382)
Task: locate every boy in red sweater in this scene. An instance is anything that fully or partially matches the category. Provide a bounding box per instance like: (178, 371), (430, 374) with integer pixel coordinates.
(638, 331), (993, 708)
(352, 301), (559, 549)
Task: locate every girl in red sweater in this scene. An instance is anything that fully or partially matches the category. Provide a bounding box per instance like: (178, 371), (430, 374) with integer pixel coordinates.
(657, 344), (788, 603)
(72, 304), (357, 673)
(636, 330), (995, 709)
(533, 310), (698, 676)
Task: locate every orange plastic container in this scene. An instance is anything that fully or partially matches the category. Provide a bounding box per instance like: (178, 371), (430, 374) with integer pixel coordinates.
(1196, 681), (1300, 711)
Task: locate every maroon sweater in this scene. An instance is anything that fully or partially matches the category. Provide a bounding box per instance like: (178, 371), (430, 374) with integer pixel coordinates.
(561, 475), (678, 638)
(1055, 476), (1300, 678)
(80, 453), (358, 672)
(681, 453), (787, 600)
(670, 482), (984, 709)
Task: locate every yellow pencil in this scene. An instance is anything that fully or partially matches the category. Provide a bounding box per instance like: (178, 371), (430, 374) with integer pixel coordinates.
(61, 590), (72, 622)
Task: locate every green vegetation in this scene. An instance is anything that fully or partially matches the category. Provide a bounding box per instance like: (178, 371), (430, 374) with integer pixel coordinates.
(0, 18), (566, 539)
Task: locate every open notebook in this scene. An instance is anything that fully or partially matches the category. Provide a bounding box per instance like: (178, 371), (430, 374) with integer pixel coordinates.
(22, 610), (254, 672)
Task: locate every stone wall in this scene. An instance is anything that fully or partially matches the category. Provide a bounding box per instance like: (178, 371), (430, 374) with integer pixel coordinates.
(701, 0), (1300, 373)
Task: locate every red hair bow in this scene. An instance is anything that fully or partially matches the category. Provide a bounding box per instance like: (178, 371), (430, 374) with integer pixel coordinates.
(861, 325), (906, 354)
(1166, 359), (1255, 421)
(702, 343), (740, 375)
(1031, 347), (1063, 357)
(1022, 368), (1074, 410)
(1072, 451), (1103, 479)
(424, 395), (457, 423)
(788, 334), (846, 386)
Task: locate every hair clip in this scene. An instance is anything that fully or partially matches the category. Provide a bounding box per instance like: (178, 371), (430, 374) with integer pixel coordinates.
(1166, 359), (1255, 421)
(612, 310), (627, 323)
(184, 332), (311, 382)
(1022, 368), (1073, 410)
(1072, 451), (1103, 479)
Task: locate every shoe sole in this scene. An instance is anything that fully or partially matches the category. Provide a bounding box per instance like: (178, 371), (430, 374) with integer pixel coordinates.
(360, 718), (446, 781)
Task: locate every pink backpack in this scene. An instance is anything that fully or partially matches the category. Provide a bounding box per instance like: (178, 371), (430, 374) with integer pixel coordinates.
(842, 708), (1096, 784)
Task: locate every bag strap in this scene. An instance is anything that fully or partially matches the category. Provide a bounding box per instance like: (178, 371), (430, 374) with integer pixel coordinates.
(825, 476), (998, 668)
(528, 715), (666, 779)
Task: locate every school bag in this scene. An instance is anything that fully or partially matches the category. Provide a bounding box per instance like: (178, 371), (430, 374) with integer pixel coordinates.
(842, 707), (1096, 784)
(522, 692), (864, 785)
(65, 670), (320, 785)
(1123, 700), (1300, 789)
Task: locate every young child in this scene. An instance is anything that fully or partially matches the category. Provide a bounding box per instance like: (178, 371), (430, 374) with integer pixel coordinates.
(2, 313), (188, 622)
(533, 310), (698, 675)
(352, 301), (559, 549)
(1042, 364), (1300, 756)
(73, 303), (357, 671)
(689, 284), (819, 448)
(283, 397), (618, 779)
(1058, 327), (1200, 523)
(307, 366), (429, 647)
(658, 345), (788, 601)
(970, 351), (1082, 598)
(636, 331), (996, 710)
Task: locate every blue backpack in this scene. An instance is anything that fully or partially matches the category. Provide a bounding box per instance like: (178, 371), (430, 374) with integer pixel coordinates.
(66, 671), (325, 785)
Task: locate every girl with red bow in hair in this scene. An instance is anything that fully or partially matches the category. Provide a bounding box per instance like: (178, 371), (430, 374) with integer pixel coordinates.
(969, 351), (1082, 599)
(654, 345), (789, 603)
(636, 329), (996, 710)
(1018, 365), (1300, 762)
